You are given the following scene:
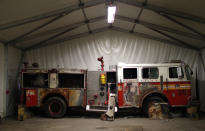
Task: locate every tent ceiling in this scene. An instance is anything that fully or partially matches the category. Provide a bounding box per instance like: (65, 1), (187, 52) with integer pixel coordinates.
(0, 0), (205, 51)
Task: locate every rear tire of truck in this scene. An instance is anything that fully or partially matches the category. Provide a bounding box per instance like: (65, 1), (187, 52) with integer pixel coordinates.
(45, 97), (67, 118)
(143, 96), (164, 118)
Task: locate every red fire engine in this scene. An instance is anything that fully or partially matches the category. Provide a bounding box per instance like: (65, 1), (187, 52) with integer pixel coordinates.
(19, 58), (197, 118)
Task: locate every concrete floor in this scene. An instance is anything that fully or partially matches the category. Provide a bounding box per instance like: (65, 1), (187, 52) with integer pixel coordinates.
(1, 112), (205, 131)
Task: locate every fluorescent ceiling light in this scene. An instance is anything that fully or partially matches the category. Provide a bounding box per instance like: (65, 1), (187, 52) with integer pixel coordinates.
(107, 6), (116, 23)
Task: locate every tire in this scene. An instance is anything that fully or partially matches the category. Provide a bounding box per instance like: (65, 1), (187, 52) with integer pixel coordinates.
(143, 96), (164, 117)
(44, 97), (67, 118)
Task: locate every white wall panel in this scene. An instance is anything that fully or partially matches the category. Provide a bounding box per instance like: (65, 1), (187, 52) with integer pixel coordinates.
(26, 30), (199, 70)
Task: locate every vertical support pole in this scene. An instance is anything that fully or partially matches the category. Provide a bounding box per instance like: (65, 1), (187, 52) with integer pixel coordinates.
(3, 45), (8, 117)
(199, 52), (205, 72)
(197, 52), (205, 102)
(15, 51), (25, 109)
(15, 51), (25, 84)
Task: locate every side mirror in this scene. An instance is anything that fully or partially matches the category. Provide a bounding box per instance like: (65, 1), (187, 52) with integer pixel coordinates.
(177, 67), (183, 78)
(190, 70), (193, 76)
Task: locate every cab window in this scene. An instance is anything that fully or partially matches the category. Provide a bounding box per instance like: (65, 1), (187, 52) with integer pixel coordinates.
(169, 67), (178, 78)
(123, 68), (137, 79)
(142, 67), (159, 79)
(169, 67), (184, 78)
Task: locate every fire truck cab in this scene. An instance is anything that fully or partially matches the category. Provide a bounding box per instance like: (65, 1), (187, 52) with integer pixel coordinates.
(86, 61), (194, 117)
(116, 61), (193, 114)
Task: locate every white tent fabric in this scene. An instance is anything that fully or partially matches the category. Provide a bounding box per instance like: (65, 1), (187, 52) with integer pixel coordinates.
(0, 44), (21, 117)
(26, 30), (199, 71)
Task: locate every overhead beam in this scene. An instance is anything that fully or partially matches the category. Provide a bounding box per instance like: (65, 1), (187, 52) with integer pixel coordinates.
(145, 26), (199, 50)
(0, 0), (205, 33)
(25, 26), (78, 51)
(25, 27), (110, 51)
(0, 40), (23, 50)
(0, 0), (105, 31)
(17, 15), (205, 45)
(15, 16), (106, 43)
(79, 0), (92, 33)
(117, 0), (205, 24)
(130, 0), (148, 32)
(7, 15), (65, 46)
(11, 14), (204, 51)
(26, 26), (199, 52)
(12, 45), (23, 50)
(116, 15), (205, 41)
(158, 13), (205, 39)
(1, 0), (205, 32)
(112, 26), (199, 51)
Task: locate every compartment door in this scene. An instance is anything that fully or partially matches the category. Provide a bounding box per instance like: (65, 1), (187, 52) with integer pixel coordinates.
(68, 88), (84, 107)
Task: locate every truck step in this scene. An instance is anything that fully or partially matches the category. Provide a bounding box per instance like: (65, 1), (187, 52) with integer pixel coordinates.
(86, 105), (108, 112)
(86, 105), (118, 112)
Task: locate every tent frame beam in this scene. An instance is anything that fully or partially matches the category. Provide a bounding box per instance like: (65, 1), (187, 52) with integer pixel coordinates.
(0, 0), (105, 31)
(25, 26), (199, 51)
(25, 26), (78, 51)
(7, 15), (65, 46)
(1, 0), (205, 32)
(145, 26), (198, 50)
(17, 14), (202, 51)
(158, 12), (205, 39)
(26, 27), (110, 51)
(79, 0), (92, 33)
(116, 15), (205, 41)
(117, 0), (205, 24)
(15, 15), (204, 46)
(130, 0), (148, 32)
(0, 41), (22, 50)
(15, 16), (106, 44)
(113, 26), (198, 51)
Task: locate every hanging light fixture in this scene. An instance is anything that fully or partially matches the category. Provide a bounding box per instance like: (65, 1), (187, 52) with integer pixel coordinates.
(107, 5), (116, 23)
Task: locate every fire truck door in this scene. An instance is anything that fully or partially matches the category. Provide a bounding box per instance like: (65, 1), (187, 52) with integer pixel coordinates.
(123, 82), (138, 106)
(121, 68), (138, 107)
(165, 66), (187, 105)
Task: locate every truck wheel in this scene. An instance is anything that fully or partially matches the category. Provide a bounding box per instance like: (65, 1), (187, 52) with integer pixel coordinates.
(45, 97), (67, 118)
(143, 96), (164, 117)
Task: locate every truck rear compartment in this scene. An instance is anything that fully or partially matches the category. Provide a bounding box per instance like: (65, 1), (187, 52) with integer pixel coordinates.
(86, 71), (117, 111)
(58, 73), (84, 88)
